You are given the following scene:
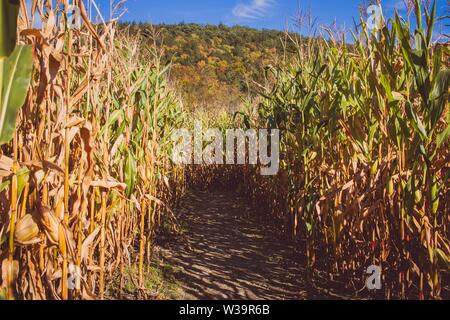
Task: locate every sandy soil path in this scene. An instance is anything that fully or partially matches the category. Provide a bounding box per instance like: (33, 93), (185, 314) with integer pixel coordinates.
(159, 190), (309, 300)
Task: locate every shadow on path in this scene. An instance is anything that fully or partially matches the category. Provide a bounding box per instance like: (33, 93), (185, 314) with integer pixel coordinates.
(159, 190), (309, 300)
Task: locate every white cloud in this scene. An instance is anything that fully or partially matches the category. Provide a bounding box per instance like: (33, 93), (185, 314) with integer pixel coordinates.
(386, 0), (408, 12)
(232, 0), (277, 20)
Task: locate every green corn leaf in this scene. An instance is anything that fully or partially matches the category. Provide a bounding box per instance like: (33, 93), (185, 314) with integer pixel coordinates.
(17, 166), (30, 200)
(436, 123), (450, 151)
(432, 46), (443, 81)
(430, 176), (439, 215)
(0, 0), (19, 58)
(0, 179), (10, 192)
(429, 69), (449, 128)
(406, 102), (428, 141)
(426, 0), (437, 46)
(0, 286), (6, 299)
(306, 221), (313, 234)
(394, 14), (413, 70)
(99, 109), (124, 138)
(414, 0), (423, 32)
(0, 45), (33, 145)
(124, 150), (137, 198)
(435, 248), (450, 270)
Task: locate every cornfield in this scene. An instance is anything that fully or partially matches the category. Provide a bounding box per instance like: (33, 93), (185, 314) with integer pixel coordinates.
(0, 0), (187, 300)
(238, 0), (449, 299)
(0, 0), (448, 301)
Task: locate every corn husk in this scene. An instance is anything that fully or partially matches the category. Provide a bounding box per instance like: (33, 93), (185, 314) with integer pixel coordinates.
(14, 214), (41, 245)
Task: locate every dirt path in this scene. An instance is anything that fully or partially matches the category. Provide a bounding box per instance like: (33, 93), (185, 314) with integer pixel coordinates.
(158, 190), (309, 300)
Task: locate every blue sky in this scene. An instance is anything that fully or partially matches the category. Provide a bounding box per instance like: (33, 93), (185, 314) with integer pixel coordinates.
(26, 1), (448, 36)
(109, 0), (448, 32)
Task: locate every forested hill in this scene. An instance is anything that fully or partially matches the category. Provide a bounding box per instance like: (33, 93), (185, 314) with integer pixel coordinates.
(121, 23), (298, 111)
